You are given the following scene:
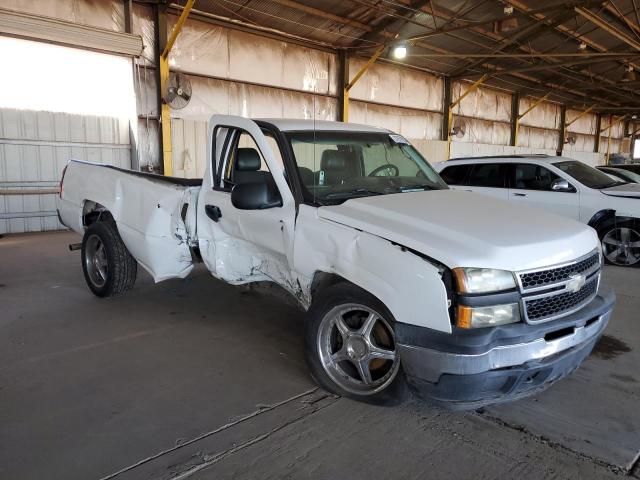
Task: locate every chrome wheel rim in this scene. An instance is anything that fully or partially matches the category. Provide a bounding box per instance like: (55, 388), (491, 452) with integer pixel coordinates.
(85, 234), (108, 287)
(602, 227), (640, 266)
(317, 303), (400, 395)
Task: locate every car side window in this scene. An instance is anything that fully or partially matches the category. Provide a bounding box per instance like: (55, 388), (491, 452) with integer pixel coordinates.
(439, 164), (471, 185)
(467, 163), (507, 188)
(513, 163), (562, 191)
(221, 130), (277, 192)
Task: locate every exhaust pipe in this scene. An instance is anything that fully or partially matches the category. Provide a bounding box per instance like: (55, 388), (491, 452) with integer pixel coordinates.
(68, 243), (82, 251)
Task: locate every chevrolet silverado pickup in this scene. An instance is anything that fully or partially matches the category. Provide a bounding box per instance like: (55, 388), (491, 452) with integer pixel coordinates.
(58, 115), (615, 408)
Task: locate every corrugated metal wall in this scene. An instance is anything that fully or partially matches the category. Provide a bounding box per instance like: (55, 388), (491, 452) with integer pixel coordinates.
(0, 109), (130, 234)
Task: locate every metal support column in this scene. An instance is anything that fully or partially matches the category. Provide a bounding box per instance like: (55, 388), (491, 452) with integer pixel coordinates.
(594, 114), (602, 153)
(514, 92), (551, 147)
(510, 92), (519, 147)
(557, 105), (566, 155)
(157, 0), (195, 176)
(338, 50), (349, 122)
(441, 77), (452, 141)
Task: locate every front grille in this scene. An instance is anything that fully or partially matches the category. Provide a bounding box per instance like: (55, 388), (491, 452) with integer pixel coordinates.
(517, 250), (601, 323)
(524, 277), (598, 322)
(519, 252), (600, 290)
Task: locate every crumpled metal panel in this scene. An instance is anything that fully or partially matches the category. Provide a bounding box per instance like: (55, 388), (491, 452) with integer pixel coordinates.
(566, 109), (597, 135)
(0, 0), (124, 31)
(453, 82), (511, 122)
(168, 16), (337, 96)
(348, 58), (443, 111)
(349, 101), (442, 140)
(518, 98), (561, 129)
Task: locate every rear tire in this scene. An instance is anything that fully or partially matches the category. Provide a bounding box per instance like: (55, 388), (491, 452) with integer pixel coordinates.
(81, 221), (137, 297)
(304, 282), (408, 405)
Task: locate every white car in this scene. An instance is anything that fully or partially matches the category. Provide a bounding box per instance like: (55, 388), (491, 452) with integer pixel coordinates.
(435, 155), (640, 267)
(58, 116), (614, 408)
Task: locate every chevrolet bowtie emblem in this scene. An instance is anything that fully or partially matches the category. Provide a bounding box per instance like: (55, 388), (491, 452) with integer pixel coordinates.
(566, 273), (586, 293)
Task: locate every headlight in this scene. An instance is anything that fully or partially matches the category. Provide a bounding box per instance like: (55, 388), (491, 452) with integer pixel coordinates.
(457, 303), (521, 329)
(452, 268), (516, 294)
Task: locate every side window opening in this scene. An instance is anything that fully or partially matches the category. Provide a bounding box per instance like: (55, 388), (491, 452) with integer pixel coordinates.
(514, 163), (561, 191)
(439, 164), (471, 185)
(468, 163), (506, 188)
(221, 130), (277, 193)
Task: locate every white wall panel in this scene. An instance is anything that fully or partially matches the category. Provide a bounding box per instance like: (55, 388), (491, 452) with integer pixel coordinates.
(518, 98), (561, 129)
(169, 16), (337, 96)
(349, 59), (443, 111)
(566, 109), (597, 135)
(453, 82), (511, 122)
(0, 109), (131, 234)
(349, 101), (441, 140)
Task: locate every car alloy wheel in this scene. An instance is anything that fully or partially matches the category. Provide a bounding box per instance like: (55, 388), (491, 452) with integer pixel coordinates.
(602, 227), (640, 266)
(316, 303), (400, 395)
(84, 233), (109, 287)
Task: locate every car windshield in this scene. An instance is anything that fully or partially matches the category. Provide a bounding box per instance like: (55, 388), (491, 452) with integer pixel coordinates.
(553, 160), (622, 189)
(285, 131), (447, 205)
(608, 168), (640, 183)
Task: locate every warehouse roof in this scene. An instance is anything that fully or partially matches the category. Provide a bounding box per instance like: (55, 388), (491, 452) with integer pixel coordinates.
(181, 0), (640, 115)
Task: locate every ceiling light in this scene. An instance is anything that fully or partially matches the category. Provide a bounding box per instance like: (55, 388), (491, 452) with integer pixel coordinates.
(392, 44), (407, 59)
(504, 4), (514, 15)
(622, 65), (636, 82)
(632, 114), (638, 119)
(578, 41), (587, 51)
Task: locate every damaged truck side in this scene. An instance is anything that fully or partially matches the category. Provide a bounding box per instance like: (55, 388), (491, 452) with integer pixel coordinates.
(58, 115), (615, 408)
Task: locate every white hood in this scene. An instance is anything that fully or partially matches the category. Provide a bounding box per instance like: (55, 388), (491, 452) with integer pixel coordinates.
(318, 189), (598, 272)
(600, 183), (640, 198)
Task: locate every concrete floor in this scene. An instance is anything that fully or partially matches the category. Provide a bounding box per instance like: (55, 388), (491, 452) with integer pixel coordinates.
(1, 231), (638, 480)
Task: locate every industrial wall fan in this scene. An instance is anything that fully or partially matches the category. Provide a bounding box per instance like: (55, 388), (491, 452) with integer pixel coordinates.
(451, 119), (466, 138)
(164, 72), (192, 110)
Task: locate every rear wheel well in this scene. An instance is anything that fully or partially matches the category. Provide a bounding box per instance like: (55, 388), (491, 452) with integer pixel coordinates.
(82, 201), (113, 227)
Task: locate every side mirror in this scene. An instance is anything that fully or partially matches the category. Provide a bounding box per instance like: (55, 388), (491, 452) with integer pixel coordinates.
(551, 178), (573, 192)
(231, 182), (282, 210)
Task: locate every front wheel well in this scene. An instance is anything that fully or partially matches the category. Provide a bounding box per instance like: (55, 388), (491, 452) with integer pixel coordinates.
(310, 272), (353, 302)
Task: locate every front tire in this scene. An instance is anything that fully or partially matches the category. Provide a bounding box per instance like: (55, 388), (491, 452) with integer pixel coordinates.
(600, 221), (640, 267)
(81, 221), (137, 297)
(304, 283), (407, 404)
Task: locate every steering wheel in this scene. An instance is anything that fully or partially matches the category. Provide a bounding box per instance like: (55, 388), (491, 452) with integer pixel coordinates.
(368, 164), (399, 177)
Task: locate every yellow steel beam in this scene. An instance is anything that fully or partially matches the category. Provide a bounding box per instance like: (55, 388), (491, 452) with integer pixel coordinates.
(447, 74), (488, 158)
(513, 91), (551, 146)
(565, 105), (595, 128)
(343, 45), (386, 122)
(160, 0), (195, 176)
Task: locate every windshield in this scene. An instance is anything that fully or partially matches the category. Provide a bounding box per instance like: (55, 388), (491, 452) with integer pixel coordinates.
(553, 160), (622, 189)
(608, 168), (640, 183)
(285, 131), (447, 205)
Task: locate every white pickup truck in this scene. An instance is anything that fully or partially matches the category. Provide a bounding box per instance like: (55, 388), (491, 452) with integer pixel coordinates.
(58, 115), (615, 408)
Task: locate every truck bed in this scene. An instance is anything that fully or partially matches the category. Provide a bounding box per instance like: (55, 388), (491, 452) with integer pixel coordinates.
(58, 160), (200, 282)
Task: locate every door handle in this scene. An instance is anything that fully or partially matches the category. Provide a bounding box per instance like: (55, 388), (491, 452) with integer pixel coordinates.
(205, 204), (222, 222)
(512, 193), (527, 197)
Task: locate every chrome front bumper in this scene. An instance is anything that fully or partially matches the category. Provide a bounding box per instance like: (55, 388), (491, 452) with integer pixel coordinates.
(396, 286), (615, 408)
